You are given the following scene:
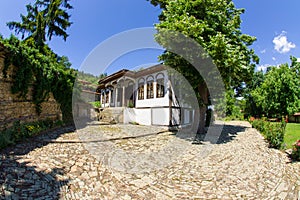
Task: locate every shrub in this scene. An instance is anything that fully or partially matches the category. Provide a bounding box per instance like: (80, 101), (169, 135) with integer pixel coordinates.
(291, 140), (300, 161)
(265, 120), (286, 149)
(250, 118), (286, 149)
(0, 129), (14, 149)
(251, 119), (267, 133)
(0, 119), (64, 150)
(128, 101), (134, 108)
(90, 101), (101, 108)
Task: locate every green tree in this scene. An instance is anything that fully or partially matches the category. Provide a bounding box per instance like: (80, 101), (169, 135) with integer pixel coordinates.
(243, 70), (265, 117)
(149, 0), (259, 134)
(2, 0), (75, 122)
(7, 0), (72, 46)
(290, 56), (300, 79)
(252, 63), (300, 118)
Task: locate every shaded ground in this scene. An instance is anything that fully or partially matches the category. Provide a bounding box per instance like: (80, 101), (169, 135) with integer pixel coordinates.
(0, 121), (299, 199)
(0, 126), (75, 199)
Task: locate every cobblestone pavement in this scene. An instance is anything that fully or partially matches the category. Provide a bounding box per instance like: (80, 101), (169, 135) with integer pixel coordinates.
(1, 121), (300, 199)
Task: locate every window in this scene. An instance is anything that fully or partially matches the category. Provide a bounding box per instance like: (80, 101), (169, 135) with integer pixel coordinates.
(138, 79), (144, 100)
(156, 78), (165, 98)
(146, 76), (154, 99)
(156, 73), (165, 98)
(147, 81), (154, 99)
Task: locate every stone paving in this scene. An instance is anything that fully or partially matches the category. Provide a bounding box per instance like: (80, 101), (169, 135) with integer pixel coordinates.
(0, 121), (300, 199)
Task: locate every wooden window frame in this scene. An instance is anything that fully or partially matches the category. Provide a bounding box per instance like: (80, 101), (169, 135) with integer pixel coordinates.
(138, 82), (144, 100)
(156, 78), (165, 98)
(147, 81), (154, 99)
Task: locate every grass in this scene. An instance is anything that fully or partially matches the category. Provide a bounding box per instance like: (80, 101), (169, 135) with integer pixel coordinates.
(284, 123), (300, 149)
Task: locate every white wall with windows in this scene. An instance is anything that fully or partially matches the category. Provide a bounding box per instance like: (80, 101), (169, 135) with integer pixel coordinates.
(99, 67), (195, 127)
(135, 70), (169, 108)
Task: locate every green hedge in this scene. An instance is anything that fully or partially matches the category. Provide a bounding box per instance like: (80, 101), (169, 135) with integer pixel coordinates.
(250, 118), (286, 149)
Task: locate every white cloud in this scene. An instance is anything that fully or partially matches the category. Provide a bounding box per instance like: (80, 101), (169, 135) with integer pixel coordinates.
(260, 49), (266, 54)
(272, 57), (276, 61)
(273, 31), (296, 54)
(297, 58), (300, 63)
(257, 64), (271, 72)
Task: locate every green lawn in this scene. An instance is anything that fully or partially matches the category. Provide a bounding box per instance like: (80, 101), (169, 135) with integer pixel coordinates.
(284, 123), (300, 149)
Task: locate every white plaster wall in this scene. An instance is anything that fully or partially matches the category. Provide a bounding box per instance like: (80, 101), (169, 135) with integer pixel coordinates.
(124, 108), (136, 124)
(136, 95), (169, 108)
(183, 109), (190, 124)
(124, 107), (170, 126)
(152, 108), (170, 125)
(134, 109), (152, 125)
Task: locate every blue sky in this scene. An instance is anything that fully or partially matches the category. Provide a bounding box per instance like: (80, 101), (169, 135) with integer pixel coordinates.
(0, 0), (299, 75)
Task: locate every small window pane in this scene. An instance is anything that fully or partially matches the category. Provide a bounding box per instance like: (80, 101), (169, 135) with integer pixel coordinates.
(156, 78), (164, 98)
(147, 81), (154, 99)
(138, 83), (144, 100)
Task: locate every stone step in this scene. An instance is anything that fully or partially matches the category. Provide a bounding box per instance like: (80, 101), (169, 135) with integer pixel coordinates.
(99, 107), (124, 123)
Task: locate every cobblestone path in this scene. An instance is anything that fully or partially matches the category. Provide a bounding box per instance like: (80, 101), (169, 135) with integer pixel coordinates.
(0, 121), (299, 199)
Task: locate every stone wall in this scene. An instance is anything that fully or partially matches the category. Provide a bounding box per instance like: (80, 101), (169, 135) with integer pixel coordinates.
(0, 51), (62, 130)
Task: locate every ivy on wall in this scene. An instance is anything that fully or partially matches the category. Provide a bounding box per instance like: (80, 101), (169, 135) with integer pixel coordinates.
(0, 35), (76, 122)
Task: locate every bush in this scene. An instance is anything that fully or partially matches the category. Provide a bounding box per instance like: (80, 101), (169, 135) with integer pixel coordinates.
(0, 129), (14, 149)
(250, 118), (286, 149)
(291, 140), (300, 161)
(128, 101), (134, 108)
(90, 101), (101, 108)
(0, 119), (64, 150)
(265, 121), (286, 149)
(251, 119), (266, 132)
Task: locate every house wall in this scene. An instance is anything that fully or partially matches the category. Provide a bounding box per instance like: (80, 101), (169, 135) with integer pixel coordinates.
(152, 108), (170, 125)
(124, 107), (170, 126)
(289, 115), (300, 123)
(123, 108), (136, 123)
(101, 68), (196, 127)
(135, 109), (152, 125)
(135, 70), (170, 108)
(124, 107), (190, 126)
(123, 69), (191, 126)
(0, 52), (62, 130)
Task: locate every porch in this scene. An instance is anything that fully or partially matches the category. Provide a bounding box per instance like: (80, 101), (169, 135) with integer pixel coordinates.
(98, 76), (136, 108)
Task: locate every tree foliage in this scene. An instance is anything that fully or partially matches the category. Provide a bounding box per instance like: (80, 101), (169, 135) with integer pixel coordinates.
(1, 35), (76, 122)
(76, 71), (107, 85)
(151, 0), (259, 89)
(149, 0), (259, 132)
(7, 0), (72, 46)
(1, 0), (75, 122)
(242, 70), (265, 117)
(251, 60), (300, 117)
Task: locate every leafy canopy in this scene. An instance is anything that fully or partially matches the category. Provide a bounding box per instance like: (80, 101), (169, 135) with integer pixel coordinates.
(251, 60), (300, 117)
(151, 0), (259, 90)
(1, 0), (75, 122)
(7, 0), (72, 46)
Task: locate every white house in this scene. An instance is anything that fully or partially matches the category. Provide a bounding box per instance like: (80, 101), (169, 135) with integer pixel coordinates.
(96, 64), (195, 127)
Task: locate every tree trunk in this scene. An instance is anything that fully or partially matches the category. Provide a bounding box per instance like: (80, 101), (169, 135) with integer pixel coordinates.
(196, 82), (209, 135)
